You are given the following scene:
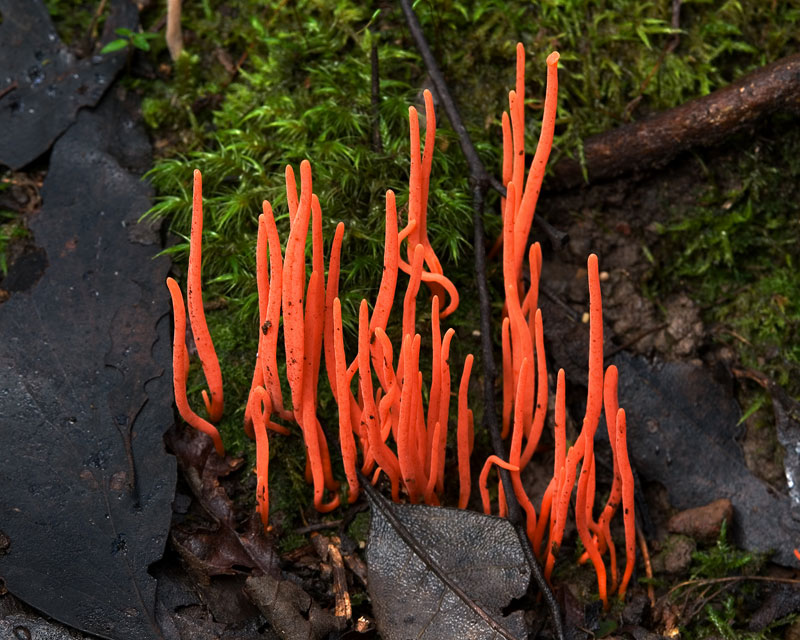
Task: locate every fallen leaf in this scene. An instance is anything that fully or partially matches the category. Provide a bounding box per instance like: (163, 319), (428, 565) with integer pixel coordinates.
(0, 92), (176, 639)
(361, 479), (530, 640)
(166, 425), (280, 580)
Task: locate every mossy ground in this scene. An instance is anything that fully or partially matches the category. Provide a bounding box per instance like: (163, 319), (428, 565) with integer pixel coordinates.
(38, 0), (800, 636)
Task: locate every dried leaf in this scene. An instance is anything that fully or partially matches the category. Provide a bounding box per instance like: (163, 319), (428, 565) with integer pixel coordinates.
(362, 480), (529, 640)
(167, 426), (281, 580)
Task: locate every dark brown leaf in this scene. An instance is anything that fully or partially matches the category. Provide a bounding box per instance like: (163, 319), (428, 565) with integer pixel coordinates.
(361, 479), (529, 640)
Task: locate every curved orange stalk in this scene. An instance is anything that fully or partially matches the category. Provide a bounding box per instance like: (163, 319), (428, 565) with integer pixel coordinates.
(358, 300), (401, 501)
(508, 89), (522, 221)
(435, 328), (455, 494)
(299, 269), (339, 512)
(497, 478), (508, 518)
(795, 549), (800, 563)
(513, 43), (525, 204)
(166, 277), (224, 456)
(308, 196), (326, 407)
(424, 421), (442, 503)
(479, 455), (519, 515)
(575, 253), (608, 609)
(285, 164), (298, 221)
(584, 364), (621, 591)
(245, 212), (271, 437)
(186, 170), (224, 422)
(508, 358), (538, 543)
(398, 334), (423, 503)
(426, 296), (442, 475)
(487, 108), (514, 262)
(402, 243), (425, 343)
(323, 222), (345, 400)
(616, 408), (636, 600)
(545, 369), (567, 570)
(546, 440), (583, 583)
(282, 161), (312, 413)
(502, 182), (517, 305)
(414, 368), (434, 503)
(501, 109), (511, 210)
(370, 190), (399, 390)
(501, 316), (512, 439)
(520, 309), (548, 468)
(407, 105), (422, 262)
(396, 258), (460, 317)
(303, 265), (338, 493)
(513, 51), (559, 283)
(521, 242), (542, 319)
(248, 385), (272, 528)
(261, 202), (289, 420)
(418, 90), (448, 312)
(371, 190), (400, 336)
(532, 479), (555, 559)
(507, 282), (534, 429)
(457, 354), (475, 509)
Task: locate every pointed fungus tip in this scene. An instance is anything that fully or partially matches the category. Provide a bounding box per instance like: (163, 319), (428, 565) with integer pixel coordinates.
(547, 51), (560, 65)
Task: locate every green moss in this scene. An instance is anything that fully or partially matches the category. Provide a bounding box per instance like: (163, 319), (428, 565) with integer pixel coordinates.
(649, 114), (800, 395)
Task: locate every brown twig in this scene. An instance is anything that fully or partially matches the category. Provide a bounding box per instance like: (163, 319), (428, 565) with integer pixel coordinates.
(552, 53), (800, 189)
(636, 522), (655, 607)
(0, 81), (18, 101)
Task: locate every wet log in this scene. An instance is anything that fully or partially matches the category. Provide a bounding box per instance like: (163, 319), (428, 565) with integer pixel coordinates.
(551, 53), (800, 189)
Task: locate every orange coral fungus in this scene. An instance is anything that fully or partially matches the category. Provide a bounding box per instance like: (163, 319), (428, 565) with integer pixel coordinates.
(166, 277), (224, 456)
(248, 385), (272, 527)
(165, 47), (637, 610)
(187, 170), (224, 423)
(616, 408), (636, 600)
(399, 89), (459, 318)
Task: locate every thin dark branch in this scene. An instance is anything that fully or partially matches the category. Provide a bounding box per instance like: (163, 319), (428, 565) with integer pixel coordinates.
(399, 0), (488, 183)
(398, 2), (564, 638)
(358, 472), (522, 640)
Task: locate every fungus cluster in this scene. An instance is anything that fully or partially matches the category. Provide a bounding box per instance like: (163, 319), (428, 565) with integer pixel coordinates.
(167, 44), (636, 604)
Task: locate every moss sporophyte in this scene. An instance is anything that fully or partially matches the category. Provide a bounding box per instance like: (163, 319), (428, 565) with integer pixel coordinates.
(167, 44), (635, 606)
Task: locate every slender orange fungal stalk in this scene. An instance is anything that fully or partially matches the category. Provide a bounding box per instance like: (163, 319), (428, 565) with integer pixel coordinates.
(520, 308), (547, 468)
(508, 357), (538, 543)
(186, 170), (224, 422)
(575, 253), (608, 609)
(358, 299), (401, 501)
(323, 222), (345, 400)
(616, 408), (636, 600)
(248, 385), (272, 528)
(435, 328), (455, 494)
(166, 277), (224, 456)
(479, 455), (519, 515)
(501, 316), (512, 439)
(513, 51), (559, 284)
(457, 354), (475, 509)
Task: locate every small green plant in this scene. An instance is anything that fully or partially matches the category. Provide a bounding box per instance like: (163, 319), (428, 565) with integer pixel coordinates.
(101, 27), (160, 54)
(689, 520), (758, 580)
(0, 210), (29, 277)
